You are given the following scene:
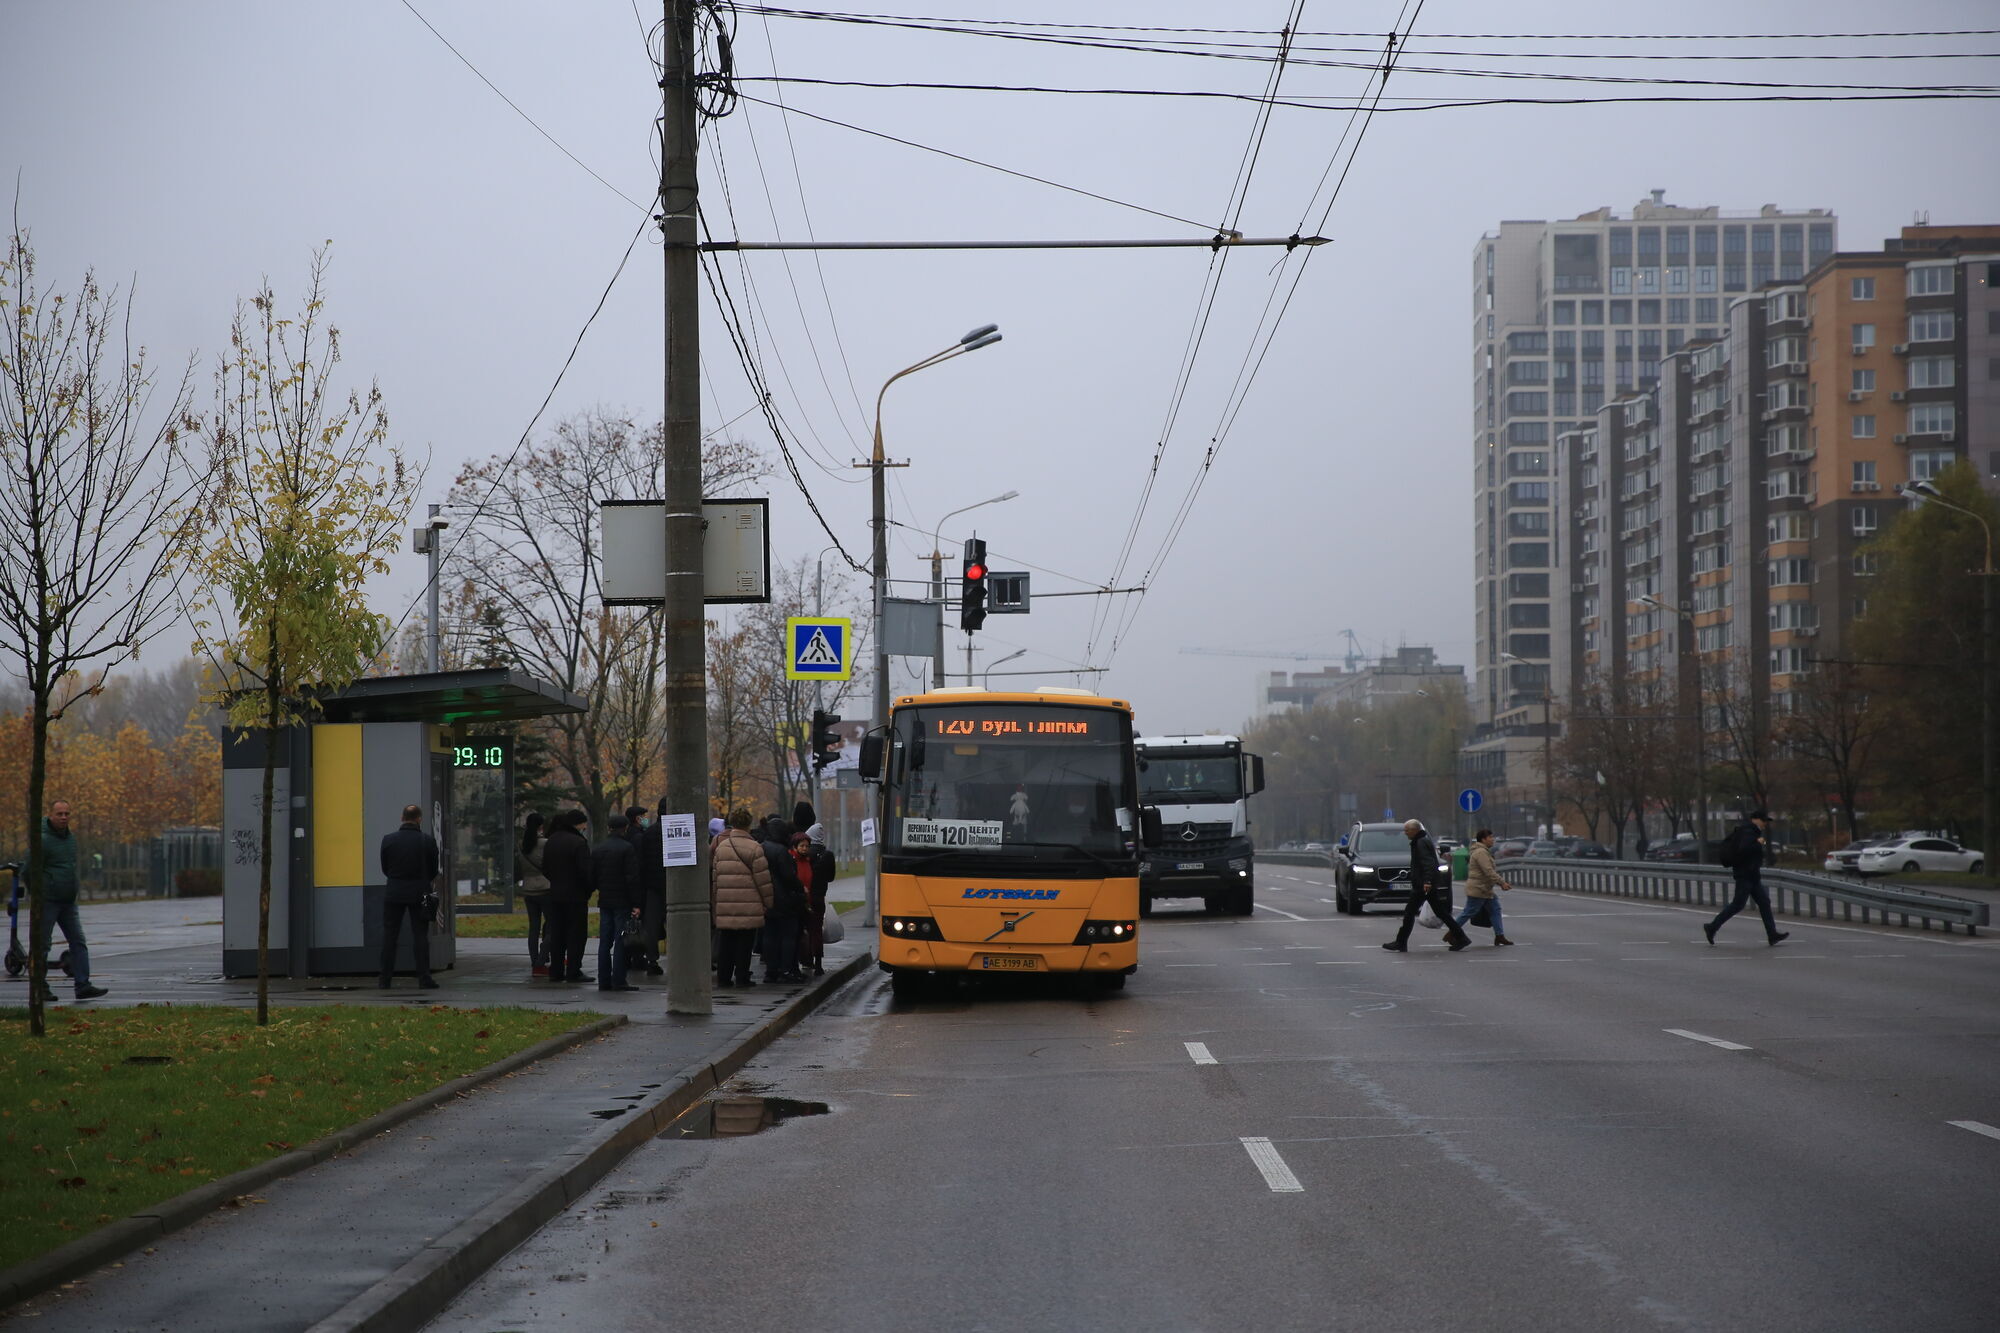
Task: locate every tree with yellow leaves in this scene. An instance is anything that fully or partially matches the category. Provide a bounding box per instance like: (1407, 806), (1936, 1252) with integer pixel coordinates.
(182, 250), (419, 1025)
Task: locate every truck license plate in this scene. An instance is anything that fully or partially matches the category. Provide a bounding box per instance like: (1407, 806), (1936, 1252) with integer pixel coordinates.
(980, 954), (1039, 971)
(1177, 861), (1205, 871)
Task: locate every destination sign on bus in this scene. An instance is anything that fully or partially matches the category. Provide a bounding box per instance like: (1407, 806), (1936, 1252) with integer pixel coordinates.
(929, 714), (1104, 738)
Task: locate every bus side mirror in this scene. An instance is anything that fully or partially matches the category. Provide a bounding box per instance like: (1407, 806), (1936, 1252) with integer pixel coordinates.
(1140, 806), (1163, 848)
(858, 734), (885, 782)
(1245, 754), (1266, 796)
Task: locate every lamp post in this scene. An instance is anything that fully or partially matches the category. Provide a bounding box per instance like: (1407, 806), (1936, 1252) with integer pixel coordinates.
(1898, 481), (1997, 880)
(984, 647), (1027, 689)
(1641, 593), (1709, 865)
(410, 504), (450, 672)
(1502, 652), (1554, 839)
(927, 491), (1019, 688)
(867, 324), (1004, 928)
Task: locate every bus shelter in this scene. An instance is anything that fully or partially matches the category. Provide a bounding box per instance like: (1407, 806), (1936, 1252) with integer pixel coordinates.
(220, 669), (583, 978)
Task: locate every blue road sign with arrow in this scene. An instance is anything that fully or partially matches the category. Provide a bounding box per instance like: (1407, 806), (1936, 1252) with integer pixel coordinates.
(1458, 788), (1483, 814)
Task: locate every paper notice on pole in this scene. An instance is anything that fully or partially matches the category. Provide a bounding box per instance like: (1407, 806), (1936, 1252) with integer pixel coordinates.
(860, 817), (877, 848)
(662, 813), (698, 867)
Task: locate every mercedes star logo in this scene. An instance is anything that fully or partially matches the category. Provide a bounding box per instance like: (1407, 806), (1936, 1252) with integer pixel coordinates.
(1180, 822), (1198, 842)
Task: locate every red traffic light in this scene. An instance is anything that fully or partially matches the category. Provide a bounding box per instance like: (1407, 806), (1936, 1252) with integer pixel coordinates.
(965, 562), (986, 580)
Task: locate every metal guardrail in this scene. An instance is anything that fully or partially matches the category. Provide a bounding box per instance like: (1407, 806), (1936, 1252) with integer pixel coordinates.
(1504, 857), (1988, 936)
(1256, 849), (1988, 936)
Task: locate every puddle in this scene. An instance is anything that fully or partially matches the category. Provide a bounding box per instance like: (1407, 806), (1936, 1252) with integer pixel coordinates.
(656, 1096), (830, 1140)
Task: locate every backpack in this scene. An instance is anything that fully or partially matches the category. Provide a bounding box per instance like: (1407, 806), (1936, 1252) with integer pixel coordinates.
(1716, 827), (1746, 869)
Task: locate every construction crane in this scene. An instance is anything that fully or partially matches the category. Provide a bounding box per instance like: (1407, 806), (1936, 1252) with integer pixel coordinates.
(1183, 629), (1370, 672)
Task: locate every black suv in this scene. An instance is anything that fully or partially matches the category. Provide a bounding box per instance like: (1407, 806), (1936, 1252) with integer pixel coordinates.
(1333, 822), (1448, 915)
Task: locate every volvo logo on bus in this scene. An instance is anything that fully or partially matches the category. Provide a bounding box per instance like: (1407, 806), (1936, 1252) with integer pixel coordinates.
(960, 888), (1060, 901)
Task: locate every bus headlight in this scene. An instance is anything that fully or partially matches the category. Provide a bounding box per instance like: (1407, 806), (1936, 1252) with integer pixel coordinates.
(1073, 919), (1138, 944)
(882, 917), (943, 941)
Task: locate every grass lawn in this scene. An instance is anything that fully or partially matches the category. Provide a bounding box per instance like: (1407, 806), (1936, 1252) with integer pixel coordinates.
(829, 900), (862, 916)
(0, 1003), (597, 1271)
(453, 906), (603, 939)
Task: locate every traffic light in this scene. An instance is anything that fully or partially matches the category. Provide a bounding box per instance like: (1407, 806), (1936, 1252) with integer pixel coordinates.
(960, 537), (988, 632)
(810, 709), (843, 771)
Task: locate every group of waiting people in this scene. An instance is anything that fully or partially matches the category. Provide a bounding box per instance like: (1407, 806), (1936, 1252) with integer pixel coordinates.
(516, 803), (669, 992)
(514, 799), (835, 992)
(709, 804), (835, 987)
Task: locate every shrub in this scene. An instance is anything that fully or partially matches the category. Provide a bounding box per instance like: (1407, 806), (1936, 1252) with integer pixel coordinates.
(176, 866), (223, 897)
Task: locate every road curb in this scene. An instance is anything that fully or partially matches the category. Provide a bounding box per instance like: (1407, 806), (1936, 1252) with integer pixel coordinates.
(305, 947), (875, 1333)
(0, 1011), (626, 1315)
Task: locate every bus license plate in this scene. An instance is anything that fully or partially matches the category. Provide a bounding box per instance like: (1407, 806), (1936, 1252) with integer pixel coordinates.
(980, 954), (1039, 971)
(1177, 861), (1205, 871)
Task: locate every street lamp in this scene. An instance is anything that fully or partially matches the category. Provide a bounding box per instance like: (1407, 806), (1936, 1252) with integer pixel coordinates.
(1502, 652), (1554, 838)
(1897, 481), (1997, 879)
(926, 491), (1019, 688)
(867, 324), (1004, 928)
(409, 504), (450, 673)
(984, 647), (1027, 689)
(1641, 593), (1709, 865)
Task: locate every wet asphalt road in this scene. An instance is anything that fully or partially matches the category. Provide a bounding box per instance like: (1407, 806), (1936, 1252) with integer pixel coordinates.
(427, 866), (2000, 1332)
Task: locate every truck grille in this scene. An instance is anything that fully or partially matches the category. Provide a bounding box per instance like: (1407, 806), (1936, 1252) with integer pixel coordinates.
(1164, 821), (1236, 859)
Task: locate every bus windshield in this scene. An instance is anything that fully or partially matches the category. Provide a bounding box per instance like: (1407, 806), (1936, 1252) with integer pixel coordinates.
(1138, 751), (1243, 805)
(888, 704), (1136, 865)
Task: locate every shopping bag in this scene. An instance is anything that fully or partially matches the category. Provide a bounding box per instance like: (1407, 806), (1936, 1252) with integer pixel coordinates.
(821, 913), (846, 945)
(1417, 900), (1443, 930)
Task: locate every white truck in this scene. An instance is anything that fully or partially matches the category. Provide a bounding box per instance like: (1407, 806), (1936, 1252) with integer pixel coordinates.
(1134, 734), (1266, 916)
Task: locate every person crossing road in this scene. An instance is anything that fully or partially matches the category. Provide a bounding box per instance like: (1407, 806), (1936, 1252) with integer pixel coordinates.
(1384, 818), (1473, 953)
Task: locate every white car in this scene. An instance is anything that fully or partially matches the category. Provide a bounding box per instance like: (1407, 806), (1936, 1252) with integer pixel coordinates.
(1854, 836), (1984, 876)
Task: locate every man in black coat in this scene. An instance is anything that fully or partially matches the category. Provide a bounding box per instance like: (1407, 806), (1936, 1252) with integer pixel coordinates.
(1384, 819), (1472, 953)
(759, 820), (807, 983)
(591, 814), (642, 991)
(1705, 808), (1788, 946)
(636, 797), (668, 976)
(379, 804), (441, 989)
(541, 810), (595, 982)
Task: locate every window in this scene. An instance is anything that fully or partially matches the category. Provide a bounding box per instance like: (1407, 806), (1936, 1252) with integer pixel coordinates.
(1582, 300), (1603, 324)
(1853, 551), (1878, 576)
(1907, 402), (1956, 436)
(1910, 449), (1958, 482)
(1611, 300), (1632, 324)
(1508, 511), (1550, 535)
(1851, 414), (1876, 439)
(1695, 298), (1718, 323)
(1851, 323), (1875, 349)
(1553, 301), (1575, 325)
(1507, 481), (1550, 503)
(1908, 264), (1954, 296)
(1768, 558), (1814, 587)
(1769, 647), (1811, 676)
(1696, 267), (1717, 293)
(1611, 268), (1631, 294)
(1853, 596), (1868, 620)
(1638, 299), (1661, 324)
(1508, 331), (1549, 354)
(1508, 603), (1551, 628)
(1668, 268), (1689, 293)
(1507, 542), (1550, 569)
(1509, 360), (1549, 384)
(1508, 421), (1550, 444)
(1909, 310), (1955, 342)
(1508, 634), (1551, 658)
(1507, 572), (1549, 597)
(1770, 601), (1821, 632)
(1667, 298), (1689, 324)
(1850, 276), (1875, 300)
(1851, 506), (1877, 535)
(1768, 512), (1812, 543)
(1908, 356), (1955, 389)
(1507, 451), (1549, 476)
(1852, 368), (1876, 392)
(1693, 581), (1731, 613)
(1697, 623), (1732, 653)
(1767, 335), (1806, 368)
(1852, 460), (1877, 486)
(1507, 391), (1549, 415)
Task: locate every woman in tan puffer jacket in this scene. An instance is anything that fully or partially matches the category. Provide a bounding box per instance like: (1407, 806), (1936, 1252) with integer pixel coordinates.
(710, 809), (774, 986)
(1453, 828), (1516, 946)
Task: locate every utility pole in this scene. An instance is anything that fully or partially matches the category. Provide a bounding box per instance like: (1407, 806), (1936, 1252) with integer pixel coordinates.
(659, 0), (710, 1014)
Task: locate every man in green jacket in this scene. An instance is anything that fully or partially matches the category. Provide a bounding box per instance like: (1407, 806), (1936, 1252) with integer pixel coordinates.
(35, 801), (107, 1002)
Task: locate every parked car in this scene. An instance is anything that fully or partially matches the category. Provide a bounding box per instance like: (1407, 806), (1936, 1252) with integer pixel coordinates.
(1493, 837), (1532, 860)
(1333, 822), (1450, 915)
(1823, 837), (1890, 873)
(1525, 839), (1566, 858)
(1855, 836), (1985, 876)
(1559, 839), (1616, 860)
(1642, 834), (1720, 864)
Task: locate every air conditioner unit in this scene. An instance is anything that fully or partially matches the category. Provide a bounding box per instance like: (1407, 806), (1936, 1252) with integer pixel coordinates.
(1846, 390), (1866, 402)
(1892, 343), (1910, 355)
(1890, 390), (1906, 401)
(1894, 434), (1908, 444)
(1850, 345), (1869, 357)
(1851, 481), (1880, 492)
(1942, 432), (1956, 443)
(1795, 626), (1819, 638)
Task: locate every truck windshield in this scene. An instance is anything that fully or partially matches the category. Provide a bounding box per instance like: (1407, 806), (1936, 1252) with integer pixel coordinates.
(888, 705), (1135, 862)
(1138, 752), (1242, 805)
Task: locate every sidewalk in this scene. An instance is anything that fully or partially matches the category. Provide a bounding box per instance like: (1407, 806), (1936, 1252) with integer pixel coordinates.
(4, 903), (871, 1330)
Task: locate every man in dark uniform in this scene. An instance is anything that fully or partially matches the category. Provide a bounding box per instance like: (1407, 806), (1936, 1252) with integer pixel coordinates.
(591, 813), (642, 991)
(541, 809), (594, 982)
(636, 797), (668, 976)
(1384, 818), (1473, 953)
(379, 803), (441, 989)
(1705, 808), (1788, 946)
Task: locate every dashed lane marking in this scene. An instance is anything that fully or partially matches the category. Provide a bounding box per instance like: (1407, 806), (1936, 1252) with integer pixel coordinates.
(1947, 1120), (2000, 1142)
(1164, 963), (1216, 968)
(1254, 902), (1309, 921)
(1664, 1028), (1752, 1051)
(1184, 1041), (1218, 1066)
(1239, 1136), (1305, 1193)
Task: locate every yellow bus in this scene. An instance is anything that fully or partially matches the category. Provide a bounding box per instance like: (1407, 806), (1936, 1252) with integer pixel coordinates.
(859, 686), (1149, 996)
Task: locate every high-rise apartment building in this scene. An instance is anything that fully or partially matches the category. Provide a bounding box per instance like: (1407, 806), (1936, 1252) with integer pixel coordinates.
(1468, 195), (1837, 827)
(1546, 223), (1999, 836)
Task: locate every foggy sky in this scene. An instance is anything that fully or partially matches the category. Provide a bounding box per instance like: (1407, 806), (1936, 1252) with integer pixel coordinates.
(5, 1), (1997, 734)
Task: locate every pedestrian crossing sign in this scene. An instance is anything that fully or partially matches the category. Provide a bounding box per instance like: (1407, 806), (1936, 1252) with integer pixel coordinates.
(785, 617), (852, 680)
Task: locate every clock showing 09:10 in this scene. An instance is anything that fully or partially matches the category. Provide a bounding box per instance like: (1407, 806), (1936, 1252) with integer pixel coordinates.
(452, 743), (508, 769)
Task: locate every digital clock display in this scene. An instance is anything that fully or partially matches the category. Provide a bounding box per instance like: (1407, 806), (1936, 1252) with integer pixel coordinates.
(451, 742), (509, 769)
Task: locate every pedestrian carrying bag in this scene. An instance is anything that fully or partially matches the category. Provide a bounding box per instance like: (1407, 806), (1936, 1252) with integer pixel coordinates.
(420, 891), (440, 925)
(822, 913), (846, 945)
(1417, 901), (1444, 930)
(1464, 898), (1495, 929)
